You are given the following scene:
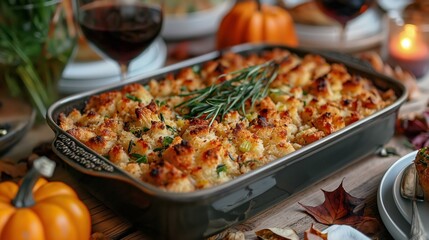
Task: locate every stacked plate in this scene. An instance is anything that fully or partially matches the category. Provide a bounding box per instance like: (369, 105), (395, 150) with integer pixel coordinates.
(161, 0), (233, 40)
(378, 151), (429, 240)
(0, 96), (36, 156)
(59, 38), (167, 94)
(296, 8), (384, 52)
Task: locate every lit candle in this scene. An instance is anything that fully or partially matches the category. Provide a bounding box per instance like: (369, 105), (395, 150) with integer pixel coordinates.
(388, 24), (429, 78)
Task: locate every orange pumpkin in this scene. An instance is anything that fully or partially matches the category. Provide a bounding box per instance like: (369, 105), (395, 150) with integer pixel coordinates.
(0, 157), (91, 240)
(216, 0), (298, 49)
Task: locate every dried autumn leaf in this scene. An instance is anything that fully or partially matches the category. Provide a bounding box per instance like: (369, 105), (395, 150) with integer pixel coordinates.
(353, 216), (380, 235)
(299, 181), (379, 235)
(0, 159), (27, 181)
(224, 231), (245, 240)
(255, 228), (299, 240)
(304, 224), (328, 240)
(397, 109), (429, 149)
(299, 181), (365, 225)
(207, 231), (245, 240)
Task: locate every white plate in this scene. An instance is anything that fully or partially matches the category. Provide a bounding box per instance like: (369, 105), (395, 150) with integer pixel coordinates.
(392, 152), (429, 227)
(377, 151), (413, 240)
(161, 1), (233, 40)
(59, 38), (166, 94)
(296, 8), (384, 52)
(377, 0), (411, 12)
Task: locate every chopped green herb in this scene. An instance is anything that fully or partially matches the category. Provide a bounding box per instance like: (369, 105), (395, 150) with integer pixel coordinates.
(228, 152), (235, 161)
(156, 99), (166, 107)
(160, 113), (165, 122)
(192, 65), (201, 75)
(131, 129), (143, 138)
(127, 140), (135, 153)
(130, 153), (148, 164)
(180, 86), (188, 92)
(152, 136), (174, 153)
(216, 164), (227, 175)
(166, 125), (177, 133)
(153, 147), (164, 152)
(126, 93), (142, 102)
(163, 136), (174, 147)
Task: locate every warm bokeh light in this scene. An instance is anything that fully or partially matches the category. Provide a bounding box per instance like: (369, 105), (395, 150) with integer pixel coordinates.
(399, 24), (418, 51)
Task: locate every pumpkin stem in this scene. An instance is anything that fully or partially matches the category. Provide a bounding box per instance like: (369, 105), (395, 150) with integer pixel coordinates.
(12, 157), (56, 208)
(256, 0), (261, 11)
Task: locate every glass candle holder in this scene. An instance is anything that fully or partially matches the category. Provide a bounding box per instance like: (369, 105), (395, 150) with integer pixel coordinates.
(383, 13), (429, 78)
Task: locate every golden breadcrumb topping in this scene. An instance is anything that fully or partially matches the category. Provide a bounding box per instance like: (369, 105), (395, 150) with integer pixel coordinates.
(59, 49), (396, 192)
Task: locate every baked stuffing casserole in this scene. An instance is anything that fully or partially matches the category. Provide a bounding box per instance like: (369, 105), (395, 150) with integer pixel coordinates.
(59, 49), (396, 192)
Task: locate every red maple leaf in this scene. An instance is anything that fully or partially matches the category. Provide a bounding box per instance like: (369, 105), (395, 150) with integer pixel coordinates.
(299, 180), (379, 235)
(304, 224), (328, 240)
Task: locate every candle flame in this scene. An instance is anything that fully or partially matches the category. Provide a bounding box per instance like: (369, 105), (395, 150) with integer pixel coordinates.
(399, 24), (418, 51)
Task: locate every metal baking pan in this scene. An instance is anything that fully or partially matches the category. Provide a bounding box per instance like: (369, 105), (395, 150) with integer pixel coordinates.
(47, 44), (407, 239)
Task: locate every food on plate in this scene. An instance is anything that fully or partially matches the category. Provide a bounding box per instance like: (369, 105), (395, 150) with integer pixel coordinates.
(165, 0), (225, 15)
(59, 49), (396, 192)
(217, 0), (297, 49)
(415, 147), (429, 200)
(285, 1), (336, 26)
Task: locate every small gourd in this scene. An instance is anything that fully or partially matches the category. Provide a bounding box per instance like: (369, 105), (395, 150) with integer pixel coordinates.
(0, 157), (91, 240)
(216, 0), (298, 49)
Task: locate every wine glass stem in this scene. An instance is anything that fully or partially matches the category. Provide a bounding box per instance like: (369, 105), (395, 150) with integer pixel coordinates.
(120, 63), (129, 82)
(340, 24), (347, 50)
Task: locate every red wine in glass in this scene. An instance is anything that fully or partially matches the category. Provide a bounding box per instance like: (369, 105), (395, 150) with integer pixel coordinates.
(77, 1), (163, 81)
(314, 0), (375, 49)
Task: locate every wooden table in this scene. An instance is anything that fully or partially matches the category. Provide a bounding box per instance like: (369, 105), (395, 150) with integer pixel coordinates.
(3, 48), (429, 240)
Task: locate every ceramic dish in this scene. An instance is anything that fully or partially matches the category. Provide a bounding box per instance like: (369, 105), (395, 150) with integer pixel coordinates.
(161, 0), (232, 40)
(48, 44), (407, 239)
(296, 8), (383, 52)
(378, 151), (416, 240)
(392, 152), (429, 230)
(59, 38), (166, 94)
(0, 96), (36, 156)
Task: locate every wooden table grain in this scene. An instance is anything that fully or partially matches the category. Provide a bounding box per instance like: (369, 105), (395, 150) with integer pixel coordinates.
(3, 54), (429, 240)
(5, 124), (414, 240)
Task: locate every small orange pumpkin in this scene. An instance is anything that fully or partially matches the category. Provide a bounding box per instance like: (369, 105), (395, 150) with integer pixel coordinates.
(216, 0), (298, 49)
(0, 157), (91, 240)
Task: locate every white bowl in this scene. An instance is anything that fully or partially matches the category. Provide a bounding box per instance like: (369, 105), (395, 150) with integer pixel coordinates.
(161, 1), (233, 40)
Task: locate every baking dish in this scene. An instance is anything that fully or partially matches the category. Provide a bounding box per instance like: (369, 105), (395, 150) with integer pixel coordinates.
(47, 44), (407, 239)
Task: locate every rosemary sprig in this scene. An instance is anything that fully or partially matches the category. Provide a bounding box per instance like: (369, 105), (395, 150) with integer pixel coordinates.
(176, 60), (280, 126)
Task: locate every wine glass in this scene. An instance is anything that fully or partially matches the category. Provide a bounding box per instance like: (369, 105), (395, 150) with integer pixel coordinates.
(314, 0), (375, 49)
(75, 0), (163, 81)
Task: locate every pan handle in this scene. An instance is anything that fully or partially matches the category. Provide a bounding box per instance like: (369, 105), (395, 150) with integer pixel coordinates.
(52, 133), (117, 175)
